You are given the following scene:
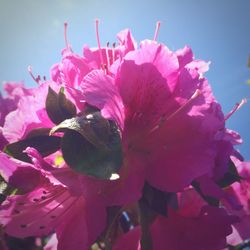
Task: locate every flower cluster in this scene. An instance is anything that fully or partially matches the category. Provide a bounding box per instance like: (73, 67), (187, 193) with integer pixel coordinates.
(0, 21), (249, 250)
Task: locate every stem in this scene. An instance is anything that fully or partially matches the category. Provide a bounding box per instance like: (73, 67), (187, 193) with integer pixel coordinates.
(139, 199), (153, 250)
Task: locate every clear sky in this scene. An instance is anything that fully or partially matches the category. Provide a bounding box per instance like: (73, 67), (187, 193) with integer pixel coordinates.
(0, 0), (249, 159)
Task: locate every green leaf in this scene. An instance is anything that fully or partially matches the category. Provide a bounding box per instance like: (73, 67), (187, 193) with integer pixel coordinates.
(60, 114), (122, 179)
(217, 160), (242, 188)
(4, 135), (61, 162)
(50, 112), (110, 149)
(191, 181), (220, 206)
(25, 127), (51, 138)
(46, 86), (77, 124)
(141, 183), (178, 217)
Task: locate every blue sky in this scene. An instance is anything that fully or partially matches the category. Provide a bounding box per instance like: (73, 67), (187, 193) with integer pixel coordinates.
(0, 0), (249, 159)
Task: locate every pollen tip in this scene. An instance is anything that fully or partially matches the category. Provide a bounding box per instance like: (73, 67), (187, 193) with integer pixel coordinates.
(27, 65), (32, 73)
(225, 98), (248, 121)
(153, 21), (161, 41)
(191, 89), (201, 99)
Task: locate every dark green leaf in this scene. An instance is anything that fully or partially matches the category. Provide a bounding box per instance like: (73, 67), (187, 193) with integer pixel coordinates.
(217, 160), (242, 188)
(46, 87), (77, 124)
(50, 111), (110, 149)
(191, 181), (219, 206)
(4, 135), (61, 162)
(61, 121), (122, 179)
(25, 128), (51, 138)
(141, 183), (177, 217)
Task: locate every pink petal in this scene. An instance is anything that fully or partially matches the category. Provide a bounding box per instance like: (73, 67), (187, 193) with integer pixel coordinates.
(81, 69), (125, 129)
(0, 152), (41, 193)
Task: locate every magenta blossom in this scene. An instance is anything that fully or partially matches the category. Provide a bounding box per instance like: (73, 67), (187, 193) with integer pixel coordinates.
(0, 82), (31, 149)
(51, 21), (136, 88)
(81, 39), (224, 192)
(225, 157), (250, 245)
(113, 188), (239, 250)
(0, 21), (249, 250)
(0, 146), (144, 250)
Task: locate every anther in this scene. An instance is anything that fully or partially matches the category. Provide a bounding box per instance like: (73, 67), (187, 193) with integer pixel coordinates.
(28, 66), (40, 84)
(20, 224), (27, 228)
(39, 226), (45, 229)
(106, 42), (111, 71)
(224, 98), (247, 121)
(64, 22), (69, 50)
(112, 42), (116, 64)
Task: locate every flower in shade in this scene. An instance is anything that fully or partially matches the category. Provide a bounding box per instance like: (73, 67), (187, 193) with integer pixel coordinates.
(113, 188), (239, 250)
(225, 157), (250, 245)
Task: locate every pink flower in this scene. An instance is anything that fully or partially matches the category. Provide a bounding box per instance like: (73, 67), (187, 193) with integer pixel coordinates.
(0, 146), (144, 249)
(1, 22), (248, 250)
(0, 148), (106, 250)
(0, 82), (31, 149)
(1, 79), (82, 143)
(81, 39), (224, 192)
(51, 22), (136, 88)
(114, 196), (238, 250)
(225, 158), (250, 245)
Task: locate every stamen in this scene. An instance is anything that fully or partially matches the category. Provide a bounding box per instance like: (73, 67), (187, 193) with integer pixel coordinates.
(64, 22), (70, 50)
(112, 42), (116, 64)
(28, 66), (40, 84)
(95, 19), (104, 70)
(153, 21), (161, 42)
(149, 89), (201, 134)
(105, 42), (111, 71)
(224, 98), (247, 121)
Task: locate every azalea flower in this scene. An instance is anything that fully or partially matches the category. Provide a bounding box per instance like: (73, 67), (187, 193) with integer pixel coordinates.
(0, 82), (29, 149)
(113, 189), (239, 250)
(225, 157), (250, 246)
(0, 146), (143, 250)
(0, 21), (249, 250)
(51, 21), (136, 88)
(81, 39), (225, 192)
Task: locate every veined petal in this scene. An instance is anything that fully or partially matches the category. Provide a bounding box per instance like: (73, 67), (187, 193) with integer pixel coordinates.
(81, 69), (124, 129)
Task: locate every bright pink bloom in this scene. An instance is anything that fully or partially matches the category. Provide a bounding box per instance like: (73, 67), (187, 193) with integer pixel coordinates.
(81, 40), (224, 192)
(51, 26), (136, 88)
